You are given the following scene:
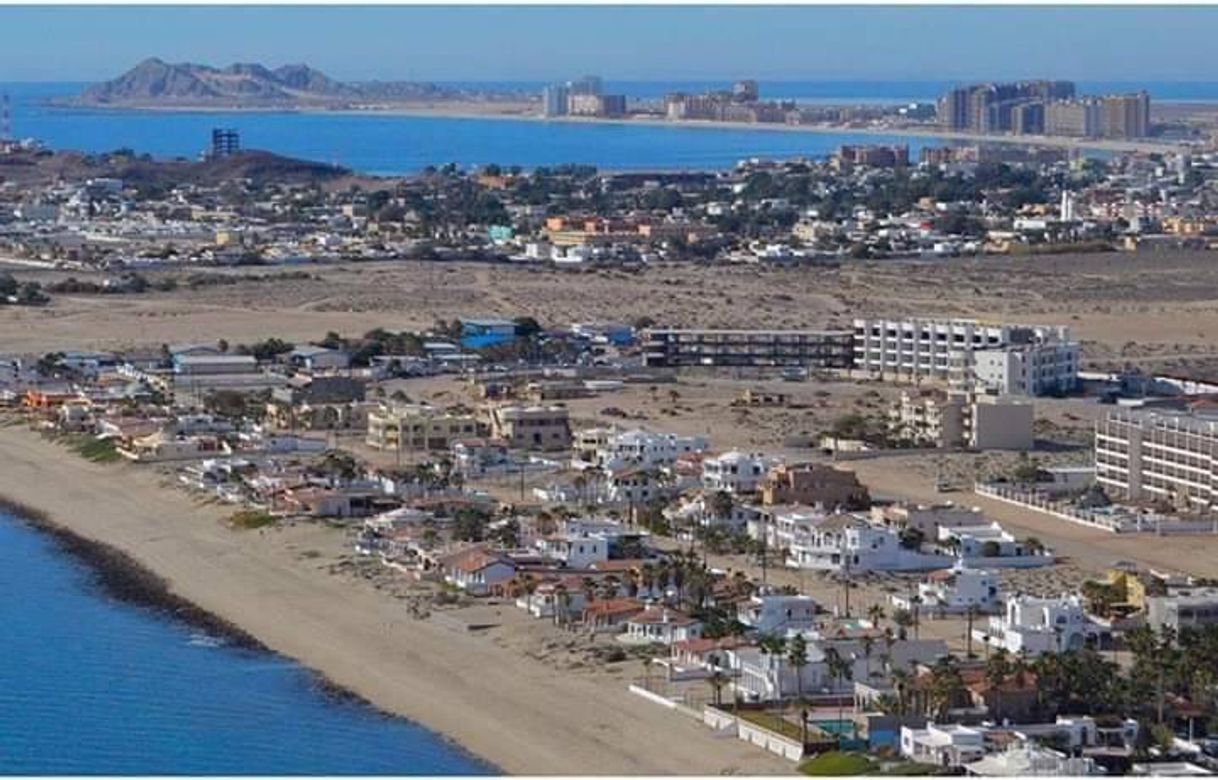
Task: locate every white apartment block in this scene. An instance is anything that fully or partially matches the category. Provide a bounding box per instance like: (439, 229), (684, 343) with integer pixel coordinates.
(852, 317), (1078, 397)
(1095, 409), (1218, 510)
(973, 342), (1080, 397)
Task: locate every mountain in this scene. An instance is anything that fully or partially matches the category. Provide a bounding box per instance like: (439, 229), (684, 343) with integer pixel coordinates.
(80, 58), (222, 103)
(73, 59), (472, 107)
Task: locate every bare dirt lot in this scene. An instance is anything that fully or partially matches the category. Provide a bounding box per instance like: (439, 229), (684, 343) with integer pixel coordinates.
(5, 250), (1218, 377)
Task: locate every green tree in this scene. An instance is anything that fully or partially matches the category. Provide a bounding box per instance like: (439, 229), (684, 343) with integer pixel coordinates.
(788, 634), (810, 702)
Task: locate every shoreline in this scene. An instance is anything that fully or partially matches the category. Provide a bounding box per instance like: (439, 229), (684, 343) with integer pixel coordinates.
(54, 100), (1187, 155)
(0, 495), (478, 745)
(0, 425), (790, 776)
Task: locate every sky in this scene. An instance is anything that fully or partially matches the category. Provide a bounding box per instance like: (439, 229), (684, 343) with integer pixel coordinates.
(1, 5), (1216, 83)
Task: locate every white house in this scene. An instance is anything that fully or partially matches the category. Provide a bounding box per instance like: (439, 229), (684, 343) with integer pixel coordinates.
(516, 579), (588, 621)
(893, 564), (1001, 615)
(728, 643), (827, 701)
(900, 722), (987, 768)
(939, 523), (1053, 569)
(534, 532), (609, 568)
(730, 634), (947, 702)
(622, 605), (703, 645)
(590, 428), (708, 471)
(701, 451), (782, 494)
(783, 514), (954, 572)
(973, 594), (1103, 656)
(736, 592), (818, 636)
(965, 743), (1102, 776)
(664, 492), (762, 533)
(439, 547), (516, 596)
(605, 468), (664, 506)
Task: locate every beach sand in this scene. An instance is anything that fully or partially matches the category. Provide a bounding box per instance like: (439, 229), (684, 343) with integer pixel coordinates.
(0, 425), (791, 776)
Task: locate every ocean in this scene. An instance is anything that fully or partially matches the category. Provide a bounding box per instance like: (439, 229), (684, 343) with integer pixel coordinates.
(5, 80), (1214, 176)
(0, 510), (494, 775)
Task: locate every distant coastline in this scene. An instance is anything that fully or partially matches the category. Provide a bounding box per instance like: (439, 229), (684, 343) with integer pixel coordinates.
(59, 99), (1188, 155)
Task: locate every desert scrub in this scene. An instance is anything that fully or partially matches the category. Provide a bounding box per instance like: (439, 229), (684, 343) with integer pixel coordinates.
(228, 510), (277, 530)
(70, 435), (121, 463)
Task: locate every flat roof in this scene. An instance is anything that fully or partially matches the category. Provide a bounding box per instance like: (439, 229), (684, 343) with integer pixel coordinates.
(647, 328), (852, 336)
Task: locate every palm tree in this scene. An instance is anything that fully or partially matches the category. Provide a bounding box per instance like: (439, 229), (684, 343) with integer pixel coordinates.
(582, 576), (598, 607)
(928, 656), (964, 721)
(867, 603), (886, 628)
(759, 634), (788, 705)
(861, 635), (876, 679)
(788, 634), (810, 704)
(553, 584), (571, 628)
(985, 647), (1013, 719)
(824, 646), (853, 747)
(731, 570), (754, 599)
(709, 490), (734, 523)
(639, 562), (656, 599)
(892, 607), (913, 641)
(600, 575), (621, 602)
(890, 667), (911, 716)
(573, 472), (588, 505)
(706, 668), (730, 708)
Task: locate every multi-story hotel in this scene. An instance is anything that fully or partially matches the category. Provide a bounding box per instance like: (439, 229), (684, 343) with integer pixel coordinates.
(642, 328), (854, 369)
(851, 317), (1078, 396)
(1095, 409), (1218, 510)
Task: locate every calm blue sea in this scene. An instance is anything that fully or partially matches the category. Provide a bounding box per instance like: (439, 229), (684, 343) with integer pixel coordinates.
(5, 80), (1213, 175)
(0, 511), (494, 776)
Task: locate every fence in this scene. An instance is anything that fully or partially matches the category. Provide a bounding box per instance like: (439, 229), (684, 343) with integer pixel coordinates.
(975, 482), (1218, 536)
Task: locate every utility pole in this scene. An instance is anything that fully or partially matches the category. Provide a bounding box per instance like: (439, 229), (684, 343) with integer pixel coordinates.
(843, 554), (852, 619)
(966, 605), (975, 659)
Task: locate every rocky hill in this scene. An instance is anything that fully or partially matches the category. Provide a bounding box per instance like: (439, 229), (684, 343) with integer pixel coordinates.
(0, 148), (367, 190)
(73, 58), (490, 108)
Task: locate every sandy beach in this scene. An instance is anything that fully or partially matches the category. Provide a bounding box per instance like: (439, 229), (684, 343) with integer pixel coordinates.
(0, 424), (790, 776)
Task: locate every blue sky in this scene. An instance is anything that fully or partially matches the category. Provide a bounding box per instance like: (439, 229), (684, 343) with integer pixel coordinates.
(1, 6), (1216, 83)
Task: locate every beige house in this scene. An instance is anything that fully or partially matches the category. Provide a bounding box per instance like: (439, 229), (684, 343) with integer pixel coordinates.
(487, 404), (572, 451)
(758, 463), (870, 509)
(365, 403), (483, 452)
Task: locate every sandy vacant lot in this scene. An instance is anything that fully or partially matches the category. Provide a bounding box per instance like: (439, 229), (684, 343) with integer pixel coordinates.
(4, 251), (1218, 377)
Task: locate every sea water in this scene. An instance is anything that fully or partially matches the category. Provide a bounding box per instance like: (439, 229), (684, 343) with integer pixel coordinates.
(3, 81), (1214, 175)
(0, 511), (494, 775)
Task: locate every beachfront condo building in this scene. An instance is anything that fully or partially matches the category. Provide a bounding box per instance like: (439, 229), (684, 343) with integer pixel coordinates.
(851, 317), (1078, 397)
(1095, 408), (1218, 511)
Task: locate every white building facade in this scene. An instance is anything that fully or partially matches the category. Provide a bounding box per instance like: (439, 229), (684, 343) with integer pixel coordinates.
(852, 317), (1078, 397)
(1095, 409), (1218, 510)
